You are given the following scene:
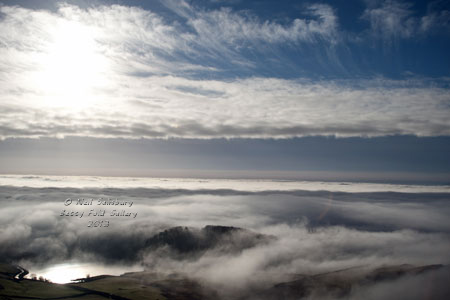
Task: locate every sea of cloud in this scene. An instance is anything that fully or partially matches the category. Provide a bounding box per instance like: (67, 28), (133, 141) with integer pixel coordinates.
(0, 176), (449, 298)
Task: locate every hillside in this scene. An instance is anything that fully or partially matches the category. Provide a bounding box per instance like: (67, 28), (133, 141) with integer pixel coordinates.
(1, 263), (448, 300)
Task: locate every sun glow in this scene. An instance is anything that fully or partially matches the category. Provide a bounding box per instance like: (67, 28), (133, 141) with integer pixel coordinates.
(33, 263), (89, 284)
(30, 263), (143, 284)
(34, 20), (109, 109)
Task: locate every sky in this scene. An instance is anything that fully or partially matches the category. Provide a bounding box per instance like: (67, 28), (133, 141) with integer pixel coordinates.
(0, 0), (449, 182)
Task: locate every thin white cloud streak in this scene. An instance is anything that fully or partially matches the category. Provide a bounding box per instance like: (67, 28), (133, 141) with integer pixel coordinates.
(2, 174), (450, 193)
(0, 3), (449, 139)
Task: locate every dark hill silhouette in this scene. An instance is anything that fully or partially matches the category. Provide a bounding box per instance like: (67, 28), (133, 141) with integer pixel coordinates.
(144, 225), (274, 255)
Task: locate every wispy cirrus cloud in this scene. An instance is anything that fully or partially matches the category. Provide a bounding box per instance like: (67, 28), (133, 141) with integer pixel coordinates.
(362, 0), (450, 41)
(169, 1), (338, 43)
(0, 2), (339, 86)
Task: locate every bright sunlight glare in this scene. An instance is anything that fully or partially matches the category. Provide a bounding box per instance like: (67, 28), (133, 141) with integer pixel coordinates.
(33, 263), (89, 284)
(31, 263), (143, 284)
(33, 20), (109, 109)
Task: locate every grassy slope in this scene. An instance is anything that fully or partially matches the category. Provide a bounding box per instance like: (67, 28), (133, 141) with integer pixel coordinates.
(0, 279), (88, 299)
(73, 276), (166, 300)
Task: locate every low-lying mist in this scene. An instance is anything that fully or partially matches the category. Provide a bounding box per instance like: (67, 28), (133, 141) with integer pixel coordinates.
(1, 183), (449, 299)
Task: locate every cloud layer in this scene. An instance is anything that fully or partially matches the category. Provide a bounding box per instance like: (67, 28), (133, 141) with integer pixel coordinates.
(1, 184), (449, 264)
(0, 1), (449, 139)
(0, 182), (449, 298)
